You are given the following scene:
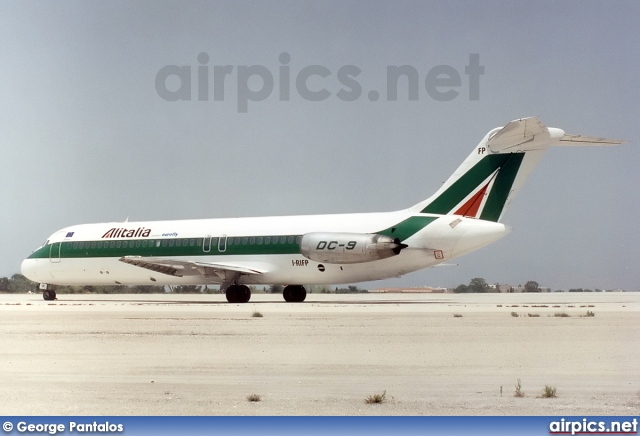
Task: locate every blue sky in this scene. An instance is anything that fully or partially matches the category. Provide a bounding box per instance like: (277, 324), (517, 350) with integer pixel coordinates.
(1, 1), (638, 290)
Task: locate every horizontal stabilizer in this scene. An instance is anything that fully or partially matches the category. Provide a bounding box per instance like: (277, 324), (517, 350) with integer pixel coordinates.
(557, 134), (625, 146)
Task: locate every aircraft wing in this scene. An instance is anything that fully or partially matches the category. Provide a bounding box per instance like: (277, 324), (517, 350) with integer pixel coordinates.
(119, 256), (264, 278)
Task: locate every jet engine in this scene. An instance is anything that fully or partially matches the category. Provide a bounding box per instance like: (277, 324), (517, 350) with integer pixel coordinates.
(300, 232), (407, 264)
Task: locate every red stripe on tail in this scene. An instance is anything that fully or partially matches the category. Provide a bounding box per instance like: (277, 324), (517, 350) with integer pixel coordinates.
(454, 182), (490, 218)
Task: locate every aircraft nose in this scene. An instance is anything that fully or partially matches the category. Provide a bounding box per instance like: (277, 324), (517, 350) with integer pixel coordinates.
(21, 258), (41, 282)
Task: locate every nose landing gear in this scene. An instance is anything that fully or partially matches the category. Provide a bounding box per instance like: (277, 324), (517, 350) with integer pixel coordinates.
(39, 284), (57, 301)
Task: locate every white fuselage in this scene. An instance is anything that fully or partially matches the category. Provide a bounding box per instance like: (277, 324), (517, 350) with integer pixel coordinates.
(21, 210), (510, 287)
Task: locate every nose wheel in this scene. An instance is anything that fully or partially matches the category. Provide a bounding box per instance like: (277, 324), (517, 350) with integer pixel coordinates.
(42, 289), (57, 301)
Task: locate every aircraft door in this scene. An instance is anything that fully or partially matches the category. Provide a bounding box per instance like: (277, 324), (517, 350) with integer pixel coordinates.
(203, 235), (211, 252)
(49, 242), (61, 263)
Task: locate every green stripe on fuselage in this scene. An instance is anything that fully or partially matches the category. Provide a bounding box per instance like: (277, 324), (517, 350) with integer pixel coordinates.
(27, 236), (301, 260)
(377, 216), (438, 241)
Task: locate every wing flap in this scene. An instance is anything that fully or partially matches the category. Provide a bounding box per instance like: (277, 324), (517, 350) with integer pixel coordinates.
(119, 256), (264, 278)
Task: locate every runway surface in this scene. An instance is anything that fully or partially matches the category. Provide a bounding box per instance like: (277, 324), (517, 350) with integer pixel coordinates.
(1, 292), (639, 415)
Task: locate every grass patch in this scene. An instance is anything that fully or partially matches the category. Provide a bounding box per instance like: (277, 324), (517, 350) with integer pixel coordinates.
(553, 312), (570, 317)
(252, 310), (263, 318)
(541, 385), (557, 398)
(246, 393), (262, 402)
(514, 379), (525, 397)
(552, 305), (561, 308)
(511, 312), (519, 317)
(453, 314), (463, 318)
(364, 390), (386, 404)
(527, 313), (540, 317)
(496, 304), (502, 307)
(583, 310), (595, 317)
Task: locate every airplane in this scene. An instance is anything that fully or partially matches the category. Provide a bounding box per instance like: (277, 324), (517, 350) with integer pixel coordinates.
(21, 117), (623, 303)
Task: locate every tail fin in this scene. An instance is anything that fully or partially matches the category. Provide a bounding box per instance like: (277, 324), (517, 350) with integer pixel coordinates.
(411, 117), (623, 222)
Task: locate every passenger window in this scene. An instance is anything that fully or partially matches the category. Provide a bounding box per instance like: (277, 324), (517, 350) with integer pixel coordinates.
(169, 240), (174, 247)
(162, 240), (167, 247)
(137, 240), (142, 247)
(242, 237), (248, 245)
(176, 240), (181, 247)
(190, 239), (195, 247)
(91, 242), (96, 249)
(116, 241), (122, 248)
(296, 236), (302, 244)
(73, 242), (78, 249)
(110, 241), (116, 248)
(280, 236), (286, 244)
(265, 236), (271, 244)
(122, 241), (128, 248)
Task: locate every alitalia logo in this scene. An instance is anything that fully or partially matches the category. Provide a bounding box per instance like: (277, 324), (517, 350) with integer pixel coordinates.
(102, 227), (151, 238)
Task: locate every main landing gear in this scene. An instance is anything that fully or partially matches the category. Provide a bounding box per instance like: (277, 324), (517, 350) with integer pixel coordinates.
(224, 284), (307, 303)
(225, 284), (251, 303)
(283, 285), (307, 303)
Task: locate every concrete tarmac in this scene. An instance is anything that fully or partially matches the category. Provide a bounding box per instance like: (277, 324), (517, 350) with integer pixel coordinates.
(1, 292), (639, 415)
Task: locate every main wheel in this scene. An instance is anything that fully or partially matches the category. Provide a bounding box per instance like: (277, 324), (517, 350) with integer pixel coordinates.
(225, 285), (251, 303)
(283, 285), (306, 303)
